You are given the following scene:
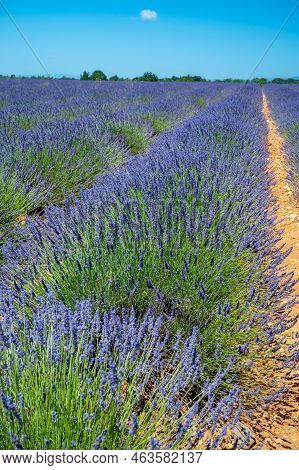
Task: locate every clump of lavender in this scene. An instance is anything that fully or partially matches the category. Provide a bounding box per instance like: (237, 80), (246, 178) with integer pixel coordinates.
(0, 290), (240, 450)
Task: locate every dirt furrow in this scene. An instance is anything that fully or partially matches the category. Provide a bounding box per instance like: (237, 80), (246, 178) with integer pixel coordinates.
(248, 93), (299, 449)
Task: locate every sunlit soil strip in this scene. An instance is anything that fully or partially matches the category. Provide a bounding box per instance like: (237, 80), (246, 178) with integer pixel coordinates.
(263, 93), (299, 315)
(253, 93), (299, 449)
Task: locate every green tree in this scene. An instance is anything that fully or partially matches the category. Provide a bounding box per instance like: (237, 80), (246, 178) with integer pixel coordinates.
(271, 77), (299, 84)
(178, 75), (205, 82)
(90, 70), (107, 81)
(139, 72), (158, 82)
(252, 77), (268, 86)
(109, 75), (120, 81)
(80, 70), (90, 80)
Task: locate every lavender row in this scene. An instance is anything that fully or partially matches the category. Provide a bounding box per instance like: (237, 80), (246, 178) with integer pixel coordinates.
(0, 290), (242, 450)
(263, 84), (299, 196)
(0, 80), (236, 229)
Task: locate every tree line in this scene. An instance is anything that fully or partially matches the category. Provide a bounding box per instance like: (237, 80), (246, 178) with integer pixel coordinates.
(80, 71), (299, 84)
(80, 70), (207, 82)
(0, 72), (298, 84)
(79, 71), (299, 84)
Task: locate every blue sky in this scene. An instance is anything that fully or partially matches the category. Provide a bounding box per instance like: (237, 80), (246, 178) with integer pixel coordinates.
(0, 0), (298, 78)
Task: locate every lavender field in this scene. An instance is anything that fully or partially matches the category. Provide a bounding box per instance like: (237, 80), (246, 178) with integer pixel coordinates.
(0, 79), (297, 450)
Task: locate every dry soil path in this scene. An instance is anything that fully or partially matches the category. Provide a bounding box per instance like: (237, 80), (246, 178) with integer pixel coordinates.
(250, 93), (299, 449)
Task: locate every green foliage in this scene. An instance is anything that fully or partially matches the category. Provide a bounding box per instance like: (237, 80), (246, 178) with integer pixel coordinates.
(162, 75), (206, 82)
(16, 116), (34, 130)
(0, 142), (124, 227)
(0, 171), (31, 226)
(136, 95), (153, 104)
(109, 122), (150, 154)
(80, 70), (90, 80)
(134, 72), (158, 82)
(196, 98), (206, 107)
(251, 78), (269, 86)
(177, 75), (204, 82)
(217, 79), (245, 83)
(90, 70), (108, 81)
(2, 73), (299, 83)
(284, 122), (299, 139)
(271, 78), (289, 84)
(145, 114), (172, 134)
(0, 334), (196, 450)
(22, 180), (266, 375)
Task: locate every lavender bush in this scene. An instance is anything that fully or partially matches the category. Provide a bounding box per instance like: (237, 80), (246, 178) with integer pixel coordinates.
(264, 84), (299, 196)
(0, 289), (242, 450)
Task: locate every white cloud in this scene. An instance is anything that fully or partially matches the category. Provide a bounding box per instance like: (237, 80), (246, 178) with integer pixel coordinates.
(140, 9), (158, 21)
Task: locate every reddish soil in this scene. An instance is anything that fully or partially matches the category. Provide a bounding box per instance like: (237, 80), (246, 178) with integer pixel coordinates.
(244, 94), (299, 449)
